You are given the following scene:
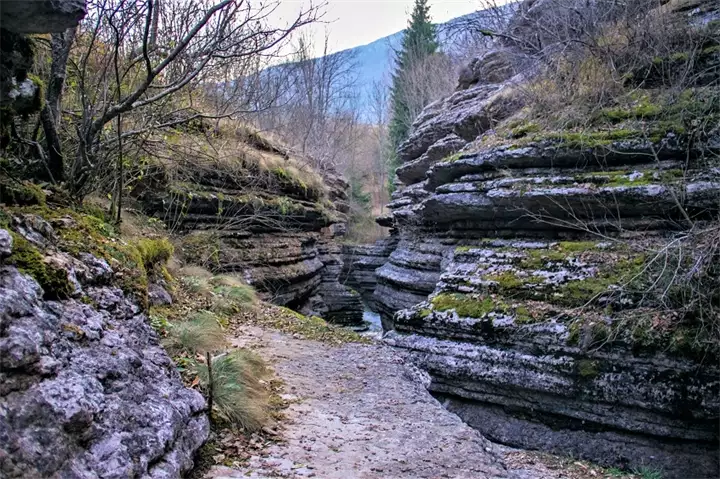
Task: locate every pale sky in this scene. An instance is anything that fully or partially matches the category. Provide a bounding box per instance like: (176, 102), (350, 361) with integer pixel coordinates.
(273, 1), (481, 55)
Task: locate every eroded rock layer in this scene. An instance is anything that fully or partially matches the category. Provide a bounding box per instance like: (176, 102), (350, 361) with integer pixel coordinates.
(138, 142), (363, 325)
(0, 219), (208, 478)
(341, 236), (398, 311)
(374, 8), (720, 476)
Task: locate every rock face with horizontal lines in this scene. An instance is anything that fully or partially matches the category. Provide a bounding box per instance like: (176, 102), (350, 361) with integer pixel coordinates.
(341, 236), (398, 312)
(138, 135), (363, 326)
(371, 4), (720, 474)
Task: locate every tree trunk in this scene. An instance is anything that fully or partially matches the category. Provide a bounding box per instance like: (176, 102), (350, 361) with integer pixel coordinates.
(40, 27), (76, 183)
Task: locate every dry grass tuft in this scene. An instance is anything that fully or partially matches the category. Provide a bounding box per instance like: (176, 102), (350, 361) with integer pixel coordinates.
(178, 265), (214, 280)
(197, 349), (270, 431)
(164, 310), (227, 355)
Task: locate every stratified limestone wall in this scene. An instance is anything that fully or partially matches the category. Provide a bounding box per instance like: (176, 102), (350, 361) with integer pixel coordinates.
(372, 3), (720, 475)
(139, 148), (363, 325)
(341, 236), (398, 313)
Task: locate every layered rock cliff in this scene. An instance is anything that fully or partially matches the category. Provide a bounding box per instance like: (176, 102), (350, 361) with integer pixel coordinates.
(341, 236), (398, 313)
(137, 128), (364, 326)
(374, 1), (720, 477)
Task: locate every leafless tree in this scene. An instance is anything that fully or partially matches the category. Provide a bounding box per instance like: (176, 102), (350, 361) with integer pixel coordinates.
(11, 0), (320, 204)
(252, 32), (360, 171)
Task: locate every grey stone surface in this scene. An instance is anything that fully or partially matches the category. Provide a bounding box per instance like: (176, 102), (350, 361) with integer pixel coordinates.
(0, 0), (87, 33)
(0, 220), (208, 479)
(0, 229), (12, 257)
(149, 283), (173, 306)
(205, 326), (509, 479)
(365, 8), (720, 474)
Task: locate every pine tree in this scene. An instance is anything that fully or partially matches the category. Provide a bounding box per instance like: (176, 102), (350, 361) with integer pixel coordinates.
(388, 0), (438, 150)
(386, 0), (438, 192)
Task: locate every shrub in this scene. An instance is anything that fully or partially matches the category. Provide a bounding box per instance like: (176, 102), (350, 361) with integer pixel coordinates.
(164, 311), (226, 355)
(196, 349), (269, 431)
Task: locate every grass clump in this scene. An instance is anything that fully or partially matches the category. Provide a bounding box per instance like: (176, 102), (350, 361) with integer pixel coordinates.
(633, 467), (663, 479)
(181, 274), (212, 295)
(135, 237), (174, 271)
(164, 311), (227, 355)
(196, 349), (270, 431)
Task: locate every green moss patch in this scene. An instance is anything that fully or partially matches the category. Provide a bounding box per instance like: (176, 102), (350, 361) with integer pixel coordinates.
(5, 232), (73, 299)
(0, 180), (46, 206)
(429, 292), (537, 324)
(3, 205), (150, 308)
(135, 237), (174, 271)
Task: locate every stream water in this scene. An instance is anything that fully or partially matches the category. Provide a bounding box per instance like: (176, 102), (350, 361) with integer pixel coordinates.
(363, 308), (382, 332)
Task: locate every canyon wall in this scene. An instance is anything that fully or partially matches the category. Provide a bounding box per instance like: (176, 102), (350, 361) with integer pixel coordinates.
(138, 130), (364, 326)
(374, 1), (720, 476)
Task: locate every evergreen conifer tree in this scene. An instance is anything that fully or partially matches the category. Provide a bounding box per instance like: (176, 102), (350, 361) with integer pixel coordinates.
(387, 0), (439, 191)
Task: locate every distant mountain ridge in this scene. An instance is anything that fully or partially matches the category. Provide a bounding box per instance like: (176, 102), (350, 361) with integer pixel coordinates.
(265, 10), (504, 122)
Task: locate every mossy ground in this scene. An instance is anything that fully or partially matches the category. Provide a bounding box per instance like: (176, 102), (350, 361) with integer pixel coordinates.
(429, 292), (534, 323)
(472, 87), (718, 155)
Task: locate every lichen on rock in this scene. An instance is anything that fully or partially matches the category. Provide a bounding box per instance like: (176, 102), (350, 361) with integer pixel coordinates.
(370, 1), (720, 475)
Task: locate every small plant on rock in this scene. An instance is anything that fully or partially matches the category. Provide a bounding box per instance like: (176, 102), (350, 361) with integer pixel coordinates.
(135, 237), (174, 271)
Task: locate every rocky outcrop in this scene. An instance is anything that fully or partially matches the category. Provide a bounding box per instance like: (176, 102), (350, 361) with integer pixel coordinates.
(380, 139), (720, 477)
(138, 135), (363, 326)
(371, 3), (720, 475)
(302, 223), (364, 325)
(0, 0), (86, 33)
(1, 1), (86, 124)
(0, 218), (208, 478)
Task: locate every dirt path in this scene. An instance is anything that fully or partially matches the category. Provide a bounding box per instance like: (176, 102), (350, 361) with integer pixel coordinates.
(206, 326), (509, 479)
(204, 325), (637, 479)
